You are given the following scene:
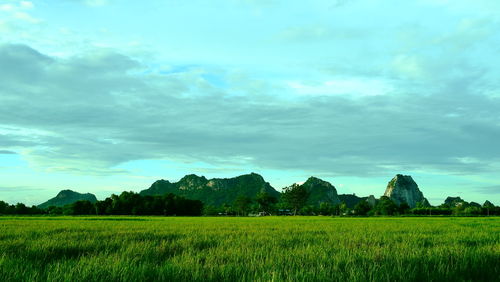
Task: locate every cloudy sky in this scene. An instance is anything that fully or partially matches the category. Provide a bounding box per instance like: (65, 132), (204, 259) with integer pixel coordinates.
(1, 0), (499, 206)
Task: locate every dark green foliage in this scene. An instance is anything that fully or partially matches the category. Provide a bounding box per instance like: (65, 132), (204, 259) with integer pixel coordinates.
(281, 184), (310, 215)
(354, 200), (372, 216)
(255, 191), (278, 214)
(338, 194), (365, 208)
(44, 192), (203, 216)
(38, 190), (97, 209)
(0, 201), (44, 215)
(233, 195), (252, 216)
(318, 202), (335, 215)
(63, 200), (95, 215)
(399, 202), (411, 214)
(373, 196), (398, 215)
(411, 207), (453, 215)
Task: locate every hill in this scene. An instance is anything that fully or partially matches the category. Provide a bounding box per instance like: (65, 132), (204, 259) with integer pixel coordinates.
(140, 173), (280, 206)
(383, 174), (429, 208)
(38, 190), (97, 209)
(287, 177), (340, 206)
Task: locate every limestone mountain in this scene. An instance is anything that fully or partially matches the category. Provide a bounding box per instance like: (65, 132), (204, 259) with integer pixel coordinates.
(338, 194), (364, 208)
(140, 173), (280, 206)
(295, 177), (340, 206)
(38, 189), (97, 209)
(366, 195), (377, 207)
(443, 196), (466, 207)
(383, 174), (429, 208)
(338, 194), (377, 208)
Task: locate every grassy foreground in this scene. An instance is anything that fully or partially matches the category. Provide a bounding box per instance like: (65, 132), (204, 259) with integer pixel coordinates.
(0, 217), (498, 281)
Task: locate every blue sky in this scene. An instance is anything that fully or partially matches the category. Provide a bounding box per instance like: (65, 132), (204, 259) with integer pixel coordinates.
(0, 0), (499, 205)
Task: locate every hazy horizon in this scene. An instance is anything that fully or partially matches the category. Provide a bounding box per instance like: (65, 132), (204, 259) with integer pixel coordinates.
(1, 0), (499, 206)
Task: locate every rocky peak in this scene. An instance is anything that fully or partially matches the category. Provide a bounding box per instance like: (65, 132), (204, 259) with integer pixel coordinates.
(383, 174), (427, 208)
(444, 196), (465, 207)
(56, 189), (75, 198)
(236, 173), (265, 182)
(304, 176), (329, 186)
(299, 176), (340, 206)
(56, 189), (94, 199)
(178, 174), (208, 190)
(366, 195), (377, 207)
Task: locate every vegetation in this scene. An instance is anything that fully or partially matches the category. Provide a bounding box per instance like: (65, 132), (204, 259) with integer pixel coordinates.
(3, 190), (499, 217)
(139, 173), (280, 206)
(40, 192), (203, 216)
(0, 216), (498, 281)
(281, 184), (310, 215)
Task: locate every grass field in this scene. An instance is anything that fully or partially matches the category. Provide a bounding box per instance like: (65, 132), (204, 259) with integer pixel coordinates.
(0, 216), (499, 281)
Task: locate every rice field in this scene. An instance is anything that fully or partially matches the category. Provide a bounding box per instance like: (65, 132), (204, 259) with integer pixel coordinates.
(0, 216), (498, 281)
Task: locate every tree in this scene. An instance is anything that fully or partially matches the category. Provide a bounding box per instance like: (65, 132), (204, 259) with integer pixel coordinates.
(0, 201), (8, 214)
(319, 202), (334, 215)
(398, 202), (411, 215)
(354, 200), (372, 216)
(483, 200), (495, 216)
(281, 184), (310, 215)
(233, 195), (252, 216)
(339, 202), (349, 216)
(256, 191), (278, 214)
(373, 196), (398, 215)
(14, 203), (30, 215)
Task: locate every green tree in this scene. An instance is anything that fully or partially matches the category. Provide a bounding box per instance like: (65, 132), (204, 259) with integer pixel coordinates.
(233, 195), (252, 216)
(399, 202), (411, 214)
(256, 191), (278, 214)
(373, 196), (398, 215)
(354, 200), (372, 216)
(319, 202), (334, 215)
(281, 184), (310, 215)
(483, 200), (495, 216)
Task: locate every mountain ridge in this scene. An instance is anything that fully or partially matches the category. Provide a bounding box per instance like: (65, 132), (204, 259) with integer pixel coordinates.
(38, 189), (97, 209)
(140, 172), (280, 206)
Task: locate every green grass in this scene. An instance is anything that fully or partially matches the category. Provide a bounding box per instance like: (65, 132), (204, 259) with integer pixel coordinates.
(0, 217), (499, 281)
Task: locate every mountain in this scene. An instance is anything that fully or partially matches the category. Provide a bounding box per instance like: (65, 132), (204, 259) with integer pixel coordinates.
(38, 190), (97, 209)
(140, 173), (280, 206)
(297, 177), (340, 206)
(443, 196), (466, 207)
(383, 174), (429, 208)
(366, 195), (377, 207)
(338, 194), (377, 208)
(338, 194), (364, 208)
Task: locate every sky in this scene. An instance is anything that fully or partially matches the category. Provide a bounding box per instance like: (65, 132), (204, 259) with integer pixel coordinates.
(0, 0), (499, 206)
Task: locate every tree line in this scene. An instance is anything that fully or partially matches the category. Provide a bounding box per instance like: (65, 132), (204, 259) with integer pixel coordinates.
(1, 185), (499, 216)
(203, 185), (500, 216)
(0, 192), (203, 216)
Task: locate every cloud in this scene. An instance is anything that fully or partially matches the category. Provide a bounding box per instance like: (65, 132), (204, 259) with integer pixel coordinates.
(0, 43), (499, 178)
(20, 1), (34, 9)
(0, 150), (16, 154)
(65, 0), (109, 7)
(287, 77), (393, 96)
(474, 186), (500, 195)
(0, 185), (41, 192)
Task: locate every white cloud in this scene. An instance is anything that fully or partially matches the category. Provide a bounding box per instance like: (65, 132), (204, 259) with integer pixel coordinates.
(0, 4), (14, 11)
(20, 1), (34, 9)
(287, 78), (393, 97)
(392, 55), (426, 80)
(13, 11), (39, 23)
(84, 0), (108, 7)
